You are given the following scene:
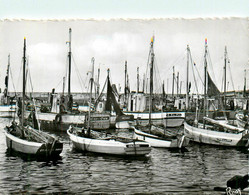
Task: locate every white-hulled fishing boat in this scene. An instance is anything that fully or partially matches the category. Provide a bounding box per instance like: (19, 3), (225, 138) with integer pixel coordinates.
(124, 111), (185, 127)
(184, 41), (249, 147)
(133, 36), (188, 148)
(133, 126), (188, 148)
(67, 126), (151, 156)
(5, 122), (63, 157)
(5, 38), (63, 158)
(0, 55), (17, 118)
(68, 69), (151, 156)
(184, 120), (249, 147)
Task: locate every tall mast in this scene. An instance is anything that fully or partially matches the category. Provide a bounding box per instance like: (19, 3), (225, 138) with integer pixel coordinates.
(149, 35), (155, 129)
(4, 54), (10, 99)
(186, 45), (190, 110)
(176, 72), (179, 96)
(180, 81), (182, 94)
(172, 66), (175, 98)
(142, 73), (145, 93)
(124, 61), (127, 105)
(22, 38), (26, 132)
(87, 57), (95, 134)
(224, 46), (227, 107)
(244, 69), (247, 97)
(67, 28), (72, 96)
(137, 67), (139, 93)
(97, 67), (100, 96)
(203, 38), (208, 128)
(62, 76), (65, 96)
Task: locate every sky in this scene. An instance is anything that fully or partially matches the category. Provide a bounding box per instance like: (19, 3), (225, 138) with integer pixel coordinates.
(0, 0), (248, 94)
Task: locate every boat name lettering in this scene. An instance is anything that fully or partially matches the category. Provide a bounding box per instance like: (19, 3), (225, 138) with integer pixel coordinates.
(216, 138), (232, 142)
(91, 117), (109, 121)
(166, 113), (182, 117)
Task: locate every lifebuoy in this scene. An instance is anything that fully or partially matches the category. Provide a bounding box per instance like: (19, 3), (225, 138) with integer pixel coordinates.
(55, 114), (62, 124)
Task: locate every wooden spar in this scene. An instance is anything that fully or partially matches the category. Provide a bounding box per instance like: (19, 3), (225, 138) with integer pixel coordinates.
(176, 72), (179, 96)
(180, 81), (182, 94)
(62, 76), (65, 96)
(137, 67), (139, 93)
(124, 61), (127, 106)
(21, 37), (26, 138)
(149, 36), (154, 131)
(203, 117), (244, 132)
(5, 54), (10, 98)
(67, 28), (72, 96)
(224, 46), (227, 106)
(87, 57), (95, 135)
(172, 66), (175, 98)
(244, 69), (247, 97)
(186, 45), (190, 110)
(203, 39), (208, 128)
(97, 67), (100, 96)
(142, 73), (145, 93)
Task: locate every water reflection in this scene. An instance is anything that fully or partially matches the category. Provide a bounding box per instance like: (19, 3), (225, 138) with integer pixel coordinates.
(0, 118), (248, 194)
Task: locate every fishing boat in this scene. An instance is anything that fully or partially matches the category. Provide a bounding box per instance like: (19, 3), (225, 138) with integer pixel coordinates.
(24, 28), (87, 131)
(184, 40), (249, 147)
(133, 36), (188, 148)
(235, 71), (249, 129)
(5, 38), (63, 158)
(122, 57), (185, 128)
(103, 68), (134, 129)
(67, 68), (151, 156)
(0, 55), (17, 118)
(67, 126), (151, 156)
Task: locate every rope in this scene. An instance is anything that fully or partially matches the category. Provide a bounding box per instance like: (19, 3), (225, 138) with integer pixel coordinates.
(72, 54), (86, 92)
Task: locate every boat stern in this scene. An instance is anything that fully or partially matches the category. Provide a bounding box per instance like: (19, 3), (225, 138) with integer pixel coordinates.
(124, 141), (151, 156)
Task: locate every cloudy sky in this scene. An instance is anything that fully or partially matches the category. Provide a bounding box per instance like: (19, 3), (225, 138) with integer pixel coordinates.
(0, 1), (248, 94)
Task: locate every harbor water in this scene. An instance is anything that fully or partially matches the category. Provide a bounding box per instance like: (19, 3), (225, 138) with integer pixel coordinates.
(0, 118), (248, 194)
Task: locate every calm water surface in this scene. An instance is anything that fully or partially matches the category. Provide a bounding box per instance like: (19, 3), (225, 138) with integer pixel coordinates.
(0, 118), (248, 194)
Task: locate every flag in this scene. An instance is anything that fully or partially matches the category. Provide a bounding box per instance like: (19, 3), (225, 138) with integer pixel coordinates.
(151, 35), (155, 44)
(205, 38), (207, 45)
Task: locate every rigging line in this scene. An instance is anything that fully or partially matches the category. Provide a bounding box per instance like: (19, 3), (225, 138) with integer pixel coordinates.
(166, 48), (187, 70)
(220, 68), (224, 92)
(189, 52), (200, 95)
(65, 54), (68, 90)
(54, 78), (63, 90)
(228, 60), (235, 92)
(207, 47), (218, 85)
(25, 57), (30, 92)
(153, 57), (163, 93)
(27, 65), (42, 130)
(26, 59), (34, 93)
(71, 54), (86, 93)
(95, 78), (107, 104)
(16, 58), (23, 92)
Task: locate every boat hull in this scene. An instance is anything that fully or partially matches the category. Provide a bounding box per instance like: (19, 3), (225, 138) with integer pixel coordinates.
(67, 128), (151, 156)
(124, 111), (185, 127)
(115, 115), (134, 129)
(133, 127), (188, 148)
(5, 129), (63, 157)
(184, 121), (249, 147)
(0, 105), (16, 118)
(25, 112), (85, 131)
